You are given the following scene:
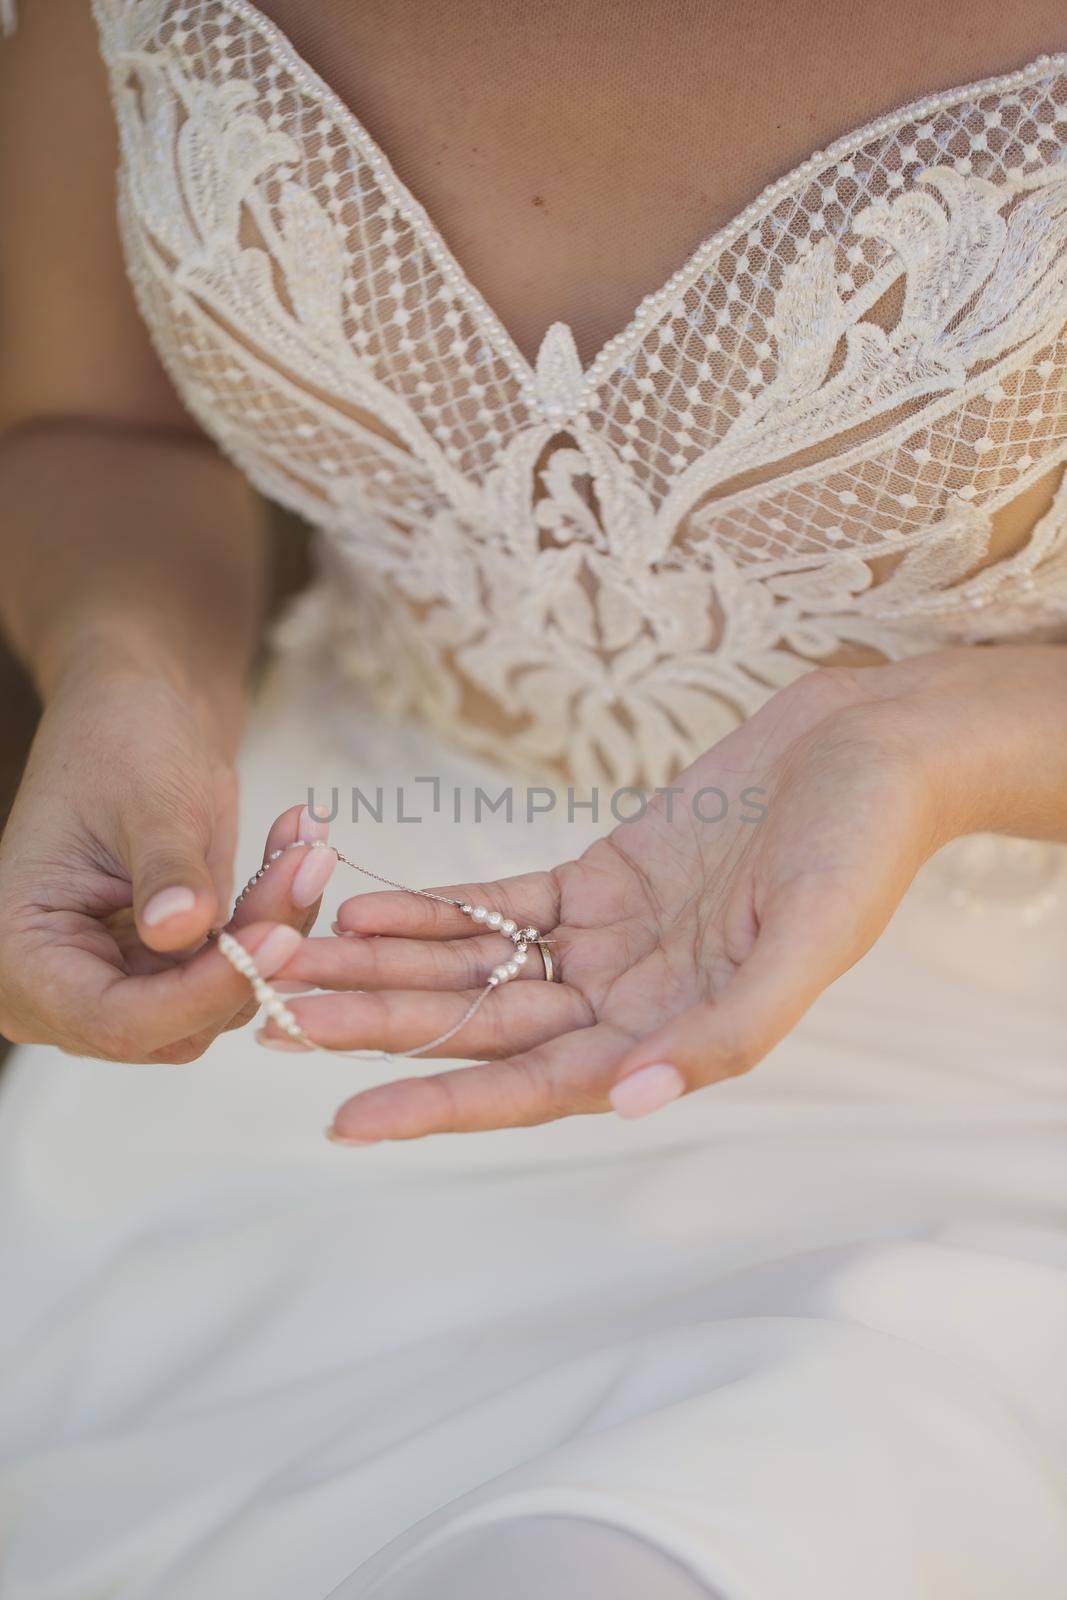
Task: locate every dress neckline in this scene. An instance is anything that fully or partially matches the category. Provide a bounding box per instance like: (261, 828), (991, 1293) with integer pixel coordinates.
(194, 6), (1067, 400)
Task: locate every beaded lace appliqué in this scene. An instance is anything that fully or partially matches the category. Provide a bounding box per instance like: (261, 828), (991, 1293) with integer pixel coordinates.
(91, 1), (1067, 786)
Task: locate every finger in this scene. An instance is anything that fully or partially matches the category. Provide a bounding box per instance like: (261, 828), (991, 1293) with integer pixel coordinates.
(264, 801), (330, 863)
(97, 921), (304, 1056)
(204, 765), (239, 911)
(607, 878), (868, 1116)
(275, 931), (555, 993)
(328, 1021), (630, 1143)
(333, 870), (560, 941)
(256, 980), (589, 1059)
(127, 796), (221, 955)
(230, 805), (337, 933)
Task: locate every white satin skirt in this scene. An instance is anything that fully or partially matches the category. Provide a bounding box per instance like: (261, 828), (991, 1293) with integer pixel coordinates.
(1, 653), (1066, 1599)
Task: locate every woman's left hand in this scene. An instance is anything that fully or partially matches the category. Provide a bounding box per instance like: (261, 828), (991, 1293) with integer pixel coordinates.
(261, 646), (1067, 1142)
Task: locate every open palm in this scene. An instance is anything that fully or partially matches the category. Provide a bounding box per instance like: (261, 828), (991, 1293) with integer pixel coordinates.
(270, 668), (944, 1140)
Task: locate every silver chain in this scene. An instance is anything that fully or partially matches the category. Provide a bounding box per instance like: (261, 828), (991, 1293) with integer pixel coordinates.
(216, 838), (552, 1061)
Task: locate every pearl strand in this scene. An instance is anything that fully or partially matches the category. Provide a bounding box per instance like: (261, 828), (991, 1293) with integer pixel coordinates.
(216, 929), (311, 1044)
(216, 839), (546, 1060)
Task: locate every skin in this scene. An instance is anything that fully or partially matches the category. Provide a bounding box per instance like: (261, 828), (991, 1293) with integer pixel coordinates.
(259, 647), (1067, 1140)
(0, 7), (330, 1060)
(0, 715), (329, 1062)
(0, 2), (1064, 1104)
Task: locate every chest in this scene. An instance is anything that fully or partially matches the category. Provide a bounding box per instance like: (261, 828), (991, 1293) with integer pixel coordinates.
(90, 0), (1067, 782)
(258, 0), (1063, 366)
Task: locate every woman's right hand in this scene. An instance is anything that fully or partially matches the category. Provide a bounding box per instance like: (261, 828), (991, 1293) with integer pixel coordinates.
(0, 0), (327, 1063)
(0, 656), (333, 1062)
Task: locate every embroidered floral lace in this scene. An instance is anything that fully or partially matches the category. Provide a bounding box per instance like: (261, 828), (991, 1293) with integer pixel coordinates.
(90, 1), (1067, 786)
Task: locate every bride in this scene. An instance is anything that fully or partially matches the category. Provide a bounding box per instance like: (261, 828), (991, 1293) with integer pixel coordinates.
(0, 1), (1065, 1594)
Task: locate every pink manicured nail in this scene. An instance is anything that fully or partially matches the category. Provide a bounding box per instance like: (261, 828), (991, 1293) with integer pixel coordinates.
(325, 1126), (379, 1147)
(142, 885), (197, 927)
(609, 1062), (686, 1119)
(249, 924), (302, 977)
(291, 844), (337, 907)
(298, 805), (331, 845)
(254, 1027), (311, 1053)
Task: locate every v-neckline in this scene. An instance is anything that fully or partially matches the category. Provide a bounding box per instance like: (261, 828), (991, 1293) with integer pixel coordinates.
(215, 3), (1064, 400)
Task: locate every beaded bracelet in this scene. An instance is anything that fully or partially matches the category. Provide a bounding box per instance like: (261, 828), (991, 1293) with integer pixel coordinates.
(214, 839), (553, 1060)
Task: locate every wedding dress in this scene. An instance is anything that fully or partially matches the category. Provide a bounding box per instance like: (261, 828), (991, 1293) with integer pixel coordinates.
(0, 4), (1066, 1595)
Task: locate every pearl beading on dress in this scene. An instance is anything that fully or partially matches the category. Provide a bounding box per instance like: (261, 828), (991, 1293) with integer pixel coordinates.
(209, 9), (1065, 420)
(217, 839), (546, 1059)
(576, 54), (1065, 411)
(89, 4), (1067, 790)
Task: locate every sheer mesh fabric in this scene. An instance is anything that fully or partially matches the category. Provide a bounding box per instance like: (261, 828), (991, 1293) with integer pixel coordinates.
(89, 0), (1067, 784)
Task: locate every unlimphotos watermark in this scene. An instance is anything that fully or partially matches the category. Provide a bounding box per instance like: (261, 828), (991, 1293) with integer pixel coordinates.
(304, 780), (769, 827)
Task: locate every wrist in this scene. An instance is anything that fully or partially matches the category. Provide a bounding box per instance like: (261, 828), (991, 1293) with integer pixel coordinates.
(860, 646), (1067, 846)
(41, 615), (249, 761)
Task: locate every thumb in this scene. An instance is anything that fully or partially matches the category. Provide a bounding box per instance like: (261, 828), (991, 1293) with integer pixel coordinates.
(126, 797), (221, 953)
(607, 877), (877, 1119)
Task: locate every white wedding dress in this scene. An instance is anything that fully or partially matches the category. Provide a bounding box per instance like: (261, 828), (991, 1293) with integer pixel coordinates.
(1, 5), (1066, 1596)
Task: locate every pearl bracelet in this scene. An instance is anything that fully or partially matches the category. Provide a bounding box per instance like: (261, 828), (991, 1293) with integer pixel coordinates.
(215, 839), (549, 1060)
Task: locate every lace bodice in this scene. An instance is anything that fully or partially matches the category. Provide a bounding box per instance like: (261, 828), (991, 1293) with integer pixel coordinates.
(90, 1), (1067, 786)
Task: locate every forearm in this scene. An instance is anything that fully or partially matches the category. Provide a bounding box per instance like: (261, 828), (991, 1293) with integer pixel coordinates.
(0, 419), (268, 755)
(869, 643), (1067, 845)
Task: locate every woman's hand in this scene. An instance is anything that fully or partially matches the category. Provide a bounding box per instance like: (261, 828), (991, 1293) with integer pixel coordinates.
(254, 661), (935, 1137)
(0, 651), (335, 1062)
(266, 645), (1067, 1143)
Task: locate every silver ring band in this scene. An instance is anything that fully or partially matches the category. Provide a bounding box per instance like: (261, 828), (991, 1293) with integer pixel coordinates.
(536, 937), (559, 983)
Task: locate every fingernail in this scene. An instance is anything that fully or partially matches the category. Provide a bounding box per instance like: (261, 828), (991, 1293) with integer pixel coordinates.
(254, 1027), (311, 1053)
(274, 980), (316, 994)
(142, 885), (197, 927)
(325, 1126), (379, 1147)
(609, 1062), (686, 1120)
(331, 921), (360, 938)
(291, 844), (337, 907)
(299, 805), (330, 845)
(248, 924), (303, 977)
